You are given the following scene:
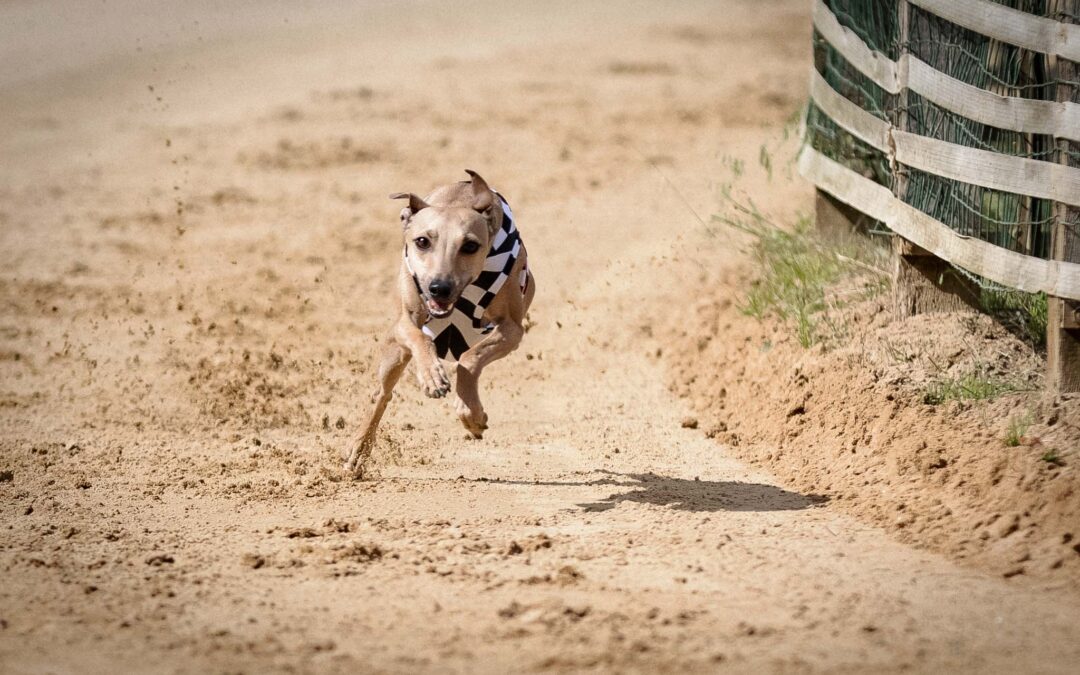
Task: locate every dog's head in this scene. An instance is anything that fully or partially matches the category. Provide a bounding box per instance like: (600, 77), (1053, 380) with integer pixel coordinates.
(393, 170), (500, 318)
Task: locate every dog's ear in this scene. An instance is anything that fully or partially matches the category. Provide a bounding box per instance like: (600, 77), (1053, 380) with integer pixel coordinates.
(390, 192), (429, 213)
(464, 170), (494, 213)
(389, 192), (429, 225)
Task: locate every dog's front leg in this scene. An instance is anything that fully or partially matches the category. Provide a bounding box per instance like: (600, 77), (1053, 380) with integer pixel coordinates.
(396, 319), (450, 399)
(345, 313), (443, 478)
(345, 339), (411, 478)
(454, 319), (524, 438)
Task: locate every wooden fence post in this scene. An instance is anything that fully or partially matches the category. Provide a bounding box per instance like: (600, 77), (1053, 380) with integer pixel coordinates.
(1048, 295), (1080, 392)
(1047, 14), (1080, 393)
(889, 0), (980, 318)
(814, 188), (864, 240)
(891, 237), (982, 316)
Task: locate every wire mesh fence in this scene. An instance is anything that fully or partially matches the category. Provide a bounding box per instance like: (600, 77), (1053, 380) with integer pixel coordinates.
(809, 30), (893, 190)
(808, 0), (1079, 262)
(902, 167), (1056, 254)
(1055, 2), (1080, 261)
(825, 0), (900, 57)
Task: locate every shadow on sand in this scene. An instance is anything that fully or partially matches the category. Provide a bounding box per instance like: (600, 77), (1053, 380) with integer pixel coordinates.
(484, 470), (827, 513)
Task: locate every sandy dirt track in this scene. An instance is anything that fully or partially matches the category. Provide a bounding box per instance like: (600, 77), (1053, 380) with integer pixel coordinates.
(2, 1), (1080, 672)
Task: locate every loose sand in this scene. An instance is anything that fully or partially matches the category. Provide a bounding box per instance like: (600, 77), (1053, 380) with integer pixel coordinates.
(2, 1), (1079, 673)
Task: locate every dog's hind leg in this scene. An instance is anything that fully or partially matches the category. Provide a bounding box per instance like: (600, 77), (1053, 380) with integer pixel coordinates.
(345, 340), (411, 478)
(454, 319), (524, 439)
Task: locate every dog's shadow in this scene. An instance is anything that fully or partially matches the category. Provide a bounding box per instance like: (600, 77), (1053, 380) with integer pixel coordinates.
(487, 470), (827, 513)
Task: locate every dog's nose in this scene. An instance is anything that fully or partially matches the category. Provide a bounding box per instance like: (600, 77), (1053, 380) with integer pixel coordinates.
(428, 279), (453, 300)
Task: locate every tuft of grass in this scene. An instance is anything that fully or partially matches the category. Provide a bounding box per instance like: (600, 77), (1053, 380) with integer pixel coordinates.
(1041, 449), (1065, 467)
(922, 369), (1018, 405)
(1003, 412), (1032, 447)
(980, 287), (1047, 348)
(734, 216), (847, 348)
(712, 188), (889, 348)
(859, 271), (891, 300)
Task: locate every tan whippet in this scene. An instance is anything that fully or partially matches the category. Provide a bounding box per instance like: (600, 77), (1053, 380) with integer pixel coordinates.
(345, 171), (535, 478)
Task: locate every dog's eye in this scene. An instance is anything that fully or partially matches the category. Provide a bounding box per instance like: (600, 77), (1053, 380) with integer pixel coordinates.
(460, 240), (481, 255)
(414, 237), (431, 251)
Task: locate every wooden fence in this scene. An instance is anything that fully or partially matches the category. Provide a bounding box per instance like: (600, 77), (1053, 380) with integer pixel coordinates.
(801, 0), (1080, 392)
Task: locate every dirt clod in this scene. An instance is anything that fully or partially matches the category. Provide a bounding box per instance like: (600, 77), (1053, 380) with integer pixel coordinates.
(242, 553), (267, 569)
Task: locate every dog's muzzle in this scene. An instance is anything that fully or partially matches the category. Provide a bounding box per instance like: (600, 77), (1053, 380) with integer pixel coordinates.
(424, 296), (454, 318)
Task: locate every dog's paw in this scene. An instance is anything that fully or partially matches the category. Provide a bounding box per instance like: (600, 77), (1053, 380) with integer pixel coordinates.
(344, 436), (375, 479)
(454, 399), (488, 439)
(418, 360), (451, 398)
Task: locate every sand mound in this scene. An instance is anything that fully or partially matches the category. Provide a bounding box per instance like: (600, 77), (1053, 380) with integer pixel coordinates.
(665, 261), (1080, 582)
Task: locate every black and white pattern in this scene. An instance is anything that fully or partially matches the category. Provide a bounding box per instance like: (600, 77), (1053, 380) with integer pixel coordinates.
(407, 195), (527, 361)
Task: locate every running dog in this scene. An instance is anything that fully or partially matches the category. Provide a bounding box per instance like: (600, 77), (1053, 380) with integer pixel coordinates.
(345, 170), (534, 478)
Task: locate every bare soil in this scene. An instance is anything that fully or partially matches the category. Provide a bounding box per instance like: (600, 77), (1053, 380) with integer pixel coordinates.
(2, 1), (1079, 673)
(665, 254), (1080, 583)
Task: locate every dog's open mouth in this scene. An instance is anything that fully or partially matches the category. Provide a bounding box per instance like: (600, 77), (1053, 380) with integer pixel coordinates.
(426, 298), (454, 318)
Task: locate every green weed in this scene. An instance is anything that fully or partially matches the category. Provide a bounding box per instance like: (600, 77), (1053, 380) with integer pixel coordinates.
(713, 189), (888, 348)
(1041, 449), (1065, 467)
(922, 369), (1017, 405)
(980, 287), (1048, 348)
(736, 218), (845, 348)
(1003, 412), (1032, 447)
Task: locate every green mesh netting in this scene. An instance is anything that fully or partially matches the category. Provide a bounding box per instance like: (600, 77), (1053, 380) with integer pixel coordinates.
(1058, 6), (1080, 257)
(807, 101), (893, 189)
(904, 168), (1055, 254)
(824, 0), (900, 58)
(905, 4), (1056, 257)
(810, 30), (893, 190)
(806, 0), (1077, 261)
